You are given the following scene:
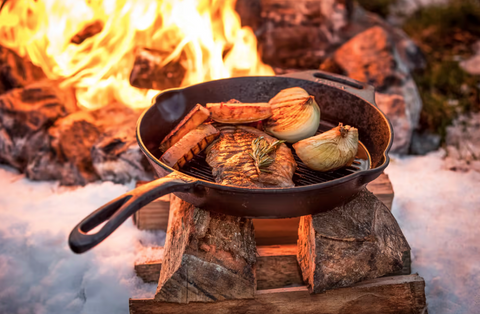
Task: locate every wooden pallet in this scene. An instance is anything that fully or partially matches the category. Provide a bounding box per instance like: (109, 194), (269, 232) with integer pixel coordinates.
(130, 274), (426, 314)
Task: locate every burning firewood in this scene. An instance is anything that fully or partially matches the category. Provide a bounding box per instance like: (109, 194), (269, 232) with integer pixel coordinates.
(0, 46), (46, 94)
(129, 48), (186, 91)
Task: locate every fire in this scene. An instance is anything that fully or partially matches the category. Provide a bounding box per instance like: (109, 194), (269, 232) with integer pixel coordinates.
(0, 0), (274, 110)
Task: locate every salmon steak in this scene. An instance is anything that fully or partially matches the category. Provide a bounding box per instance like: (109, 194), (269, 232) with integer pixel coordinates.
(206, 125), (296, 188)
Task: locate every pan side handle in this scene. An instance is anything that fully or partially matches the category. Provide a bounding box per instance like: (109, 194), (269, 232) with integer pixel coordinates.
(68, 173), (196, 254)
(279, 70), (376, 106)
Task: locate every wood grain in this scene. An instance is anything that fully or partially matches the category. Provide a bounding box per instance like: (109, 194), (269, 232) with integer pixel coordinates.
(130, 274), (427, 314)
(297, 189), (409, 294)
(154, 195), (257, 303)
(135, 243), (410, 289)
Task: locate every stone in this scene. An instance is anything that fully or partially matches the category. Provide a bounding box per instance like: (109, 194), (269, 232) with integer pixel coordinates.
(375, 93), (412, 153)
(444, 112), (480, 172)
(410, 130), (441, 155)
(333, 26), (407, 91)
(331, 26), (422, 153)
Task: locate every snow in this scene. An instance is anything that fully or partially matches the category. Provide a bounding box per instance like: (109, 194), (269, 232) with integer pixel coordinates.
(0, 165), (161, 314)
(0, 149), (479, 313)
(386, 151), (480, 314)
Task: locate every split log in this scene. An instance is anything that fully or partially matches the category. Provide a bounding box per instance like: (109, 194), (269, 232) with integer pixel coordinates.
(130, 274), (427, 314)
(0, 45), (46, 94)
(129, 48), (186, 90)
(297, 188), (409, 294)
(0, 80), (76, 170)
(155, 195), (257, 303)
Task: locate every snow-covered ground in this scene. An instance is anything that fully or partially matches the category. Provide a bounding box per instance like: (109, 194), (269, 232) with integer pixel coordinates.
(0, 150), (479, 313)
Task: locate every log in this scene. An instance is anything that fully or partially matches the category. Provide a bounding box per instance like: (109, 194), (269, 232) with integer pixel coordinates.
(71, 21), (103, 45)
(0, 80), (76, 170)
(154, 195), (257, 303)
(297, 188), (410, 294)
(130, 274), (427, 314)
(129, 48), (186, 90)
(0, 45), (46, 94)
(26, 103), (153, 186)
(132, 173), (394, 243)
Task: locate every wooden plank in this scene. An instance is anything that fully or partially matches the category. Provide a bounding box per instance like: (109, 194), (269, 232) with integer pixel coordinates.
(132, 181), (170, 230)
(133, 173), (394, 240)
(256, 244), (303, 290)
(129, 274), (427, 314)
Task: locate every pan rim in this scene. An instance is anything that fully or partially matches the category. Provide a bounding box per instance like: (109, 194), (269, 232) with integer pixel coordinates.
(136, 75), (392, 193)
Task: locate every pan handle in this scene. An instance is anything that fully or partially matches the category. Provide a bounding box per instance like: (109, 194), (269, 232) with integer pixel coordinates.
(279, 70), (376, 105)
(68, 173), (196, 254)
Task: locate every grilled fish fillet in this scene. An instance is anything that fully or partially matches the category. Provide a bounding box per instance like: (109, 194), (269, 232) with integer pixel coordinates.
(206, 125), (296, 188)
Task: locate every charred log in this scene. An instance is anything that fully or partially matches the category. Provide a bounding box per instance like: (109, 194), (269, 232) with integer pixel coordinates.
(27, 104), (153, 186)
(155, 195), (257, 303)
(71, 21), (104, 45)
(0, 80), (76, 170)
(297, 189), (410, 294)
(0, 46), (46, 94)
(130, 48), (186, 90)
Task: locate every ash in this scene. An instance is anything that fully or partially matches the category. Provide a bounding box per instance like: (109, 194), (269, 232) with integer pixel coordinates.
(386, 151), (480, 314)
(0, 149), (479, 313)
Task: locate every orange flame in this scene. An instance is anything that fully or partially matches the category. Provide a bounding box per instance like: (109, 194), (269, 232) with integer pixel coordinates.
(0, 0), (274, 110)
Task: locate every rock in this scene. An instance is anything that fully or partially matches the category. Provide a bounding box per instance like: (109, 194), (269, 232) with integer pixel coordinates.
(333, 26), (406, 91)
(443, 112), (480, 172)
(410, 130), (441, 155)
(331, 26), (422, 153)
(375, 93), (412, 153)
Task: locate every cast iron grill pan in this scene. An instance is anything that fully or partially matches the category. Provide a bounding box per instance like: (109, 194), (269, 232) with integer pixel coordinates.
(68, 70), (392, 254)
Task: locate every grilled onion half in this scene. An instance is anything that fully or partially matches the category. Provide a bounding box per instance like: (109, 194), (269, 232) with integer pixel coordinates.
(264, 87), (320, 143)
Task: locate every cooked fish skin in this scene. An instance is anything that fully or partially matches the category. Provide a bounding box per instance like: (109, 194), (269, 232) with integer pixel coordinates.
(206, 125), (296, 188)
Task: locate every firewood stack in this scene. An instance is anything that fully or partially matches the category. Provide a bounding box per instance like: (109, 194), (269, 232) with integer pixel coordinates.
(130, 183), (427, 313)
(0, 45), (154, 185)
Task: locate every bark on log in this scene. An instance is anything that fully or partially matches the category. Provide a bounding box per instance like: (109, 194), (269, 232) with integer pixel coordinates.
(297, 188), (409, 294)
(0, 46), (46, 94)
(155, 195), (257, 303)
(130, 274), (427, 314)
(129, 48), (186, 90)
(0, 80), (76, 170)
